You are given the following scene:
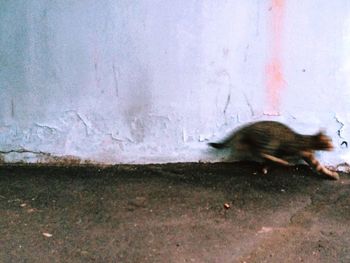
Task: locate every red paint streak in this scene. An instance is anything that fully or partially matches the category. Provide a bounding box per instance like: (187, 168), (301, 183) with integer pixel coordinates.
(265, 0), (285, 115)
(266, 59), (283, 114)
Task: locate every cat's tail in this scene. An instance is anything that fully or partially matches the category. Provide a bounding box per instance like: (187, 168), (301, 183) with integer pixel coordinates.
(208, 142), (227, 149)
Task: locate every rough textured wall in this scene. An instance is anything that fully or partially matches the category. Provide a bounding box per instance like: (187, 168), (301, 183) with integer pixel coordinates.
(0, 0), (349, 167)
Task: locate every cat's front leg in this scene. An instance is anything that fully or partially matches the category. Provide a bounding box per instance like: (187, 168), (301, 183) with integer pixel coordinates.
(300, 151), (339, 180)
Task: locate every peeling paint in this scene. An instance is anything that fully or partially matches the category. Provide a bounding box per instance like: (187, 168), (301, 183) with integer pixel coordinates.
(0, 1), (349, 166)
(0, 148), (52, 157)
(0, 148), (95, 165)
(35, 125), (59, 140)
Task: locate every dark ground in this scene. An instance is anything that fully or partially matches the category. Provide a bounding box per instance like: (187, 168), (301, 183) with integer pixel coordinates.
(0, 162), (349, 263)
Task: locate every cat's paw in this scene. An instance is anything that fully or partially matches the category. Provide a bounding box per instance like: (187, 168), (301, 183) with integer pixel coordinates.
(326, 170), (340, 180)
(330, 171), (340, 180)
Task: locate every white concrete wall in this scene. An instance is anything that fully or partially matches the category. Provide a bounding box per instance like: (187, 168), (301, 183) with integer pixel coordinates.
(0, 0), (349, 167)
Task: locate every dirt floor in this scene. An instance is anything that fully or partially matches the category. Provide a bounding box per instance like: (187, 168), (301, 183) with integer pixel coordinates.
(0, 162), (349, 263)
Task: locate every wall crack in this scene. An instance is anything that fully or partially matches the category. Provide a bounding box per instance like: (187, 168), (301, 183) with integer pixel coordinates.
(334, 116), (348, 148)
(334, 116), (345, 139)
(243, 93), (254, 116)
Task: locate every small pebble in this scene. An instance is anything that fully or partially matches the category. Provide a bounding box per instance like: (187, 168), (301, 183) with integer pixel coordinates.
(42, 232), (52, 238)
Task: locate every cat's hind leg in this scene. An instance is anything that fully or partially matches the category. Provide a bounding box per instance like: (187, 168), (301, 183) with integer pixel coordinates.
(257, 153), (291, 175)
(260, 153), (291, 166)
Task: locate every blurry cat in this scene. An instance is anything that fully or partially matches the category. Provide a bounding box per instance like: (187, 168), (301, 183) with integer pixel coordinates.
(209, 121), (339, 180)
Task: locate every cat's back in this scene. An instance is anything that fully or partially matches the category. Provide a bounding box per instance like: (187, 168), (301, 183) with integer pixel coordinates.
(239, 121), (295, 136)
(237, 121), (298, 144)
(212, 121), (298, 148)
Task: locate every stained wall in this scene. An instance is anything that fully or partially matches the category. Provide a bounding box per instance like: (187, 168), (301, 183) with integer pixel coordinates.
(0, 1), (349, 167)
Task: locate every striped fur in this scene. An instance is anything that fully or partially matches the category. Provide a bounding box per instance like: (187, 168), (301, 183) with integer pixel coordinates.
(209, 121), (339, 180)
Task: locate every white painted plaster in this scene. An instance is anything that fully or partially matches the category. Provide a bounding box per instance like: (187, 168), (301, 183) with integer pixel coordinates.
(0, 0), (349, 167)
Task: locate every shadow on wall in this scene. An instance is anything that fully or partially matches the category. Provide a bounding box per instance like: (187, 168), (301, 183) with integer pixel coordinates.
(123, 66), (152, 144)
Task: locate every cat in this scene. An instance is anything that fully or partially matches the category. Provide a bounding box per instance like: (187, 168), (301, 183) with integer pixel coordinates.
(208, 120), (339, 180)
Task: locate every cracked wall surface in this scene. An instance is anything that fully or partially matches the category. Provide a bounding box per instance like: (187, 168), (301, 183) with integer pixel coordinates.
(0, 1), (349, 166)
